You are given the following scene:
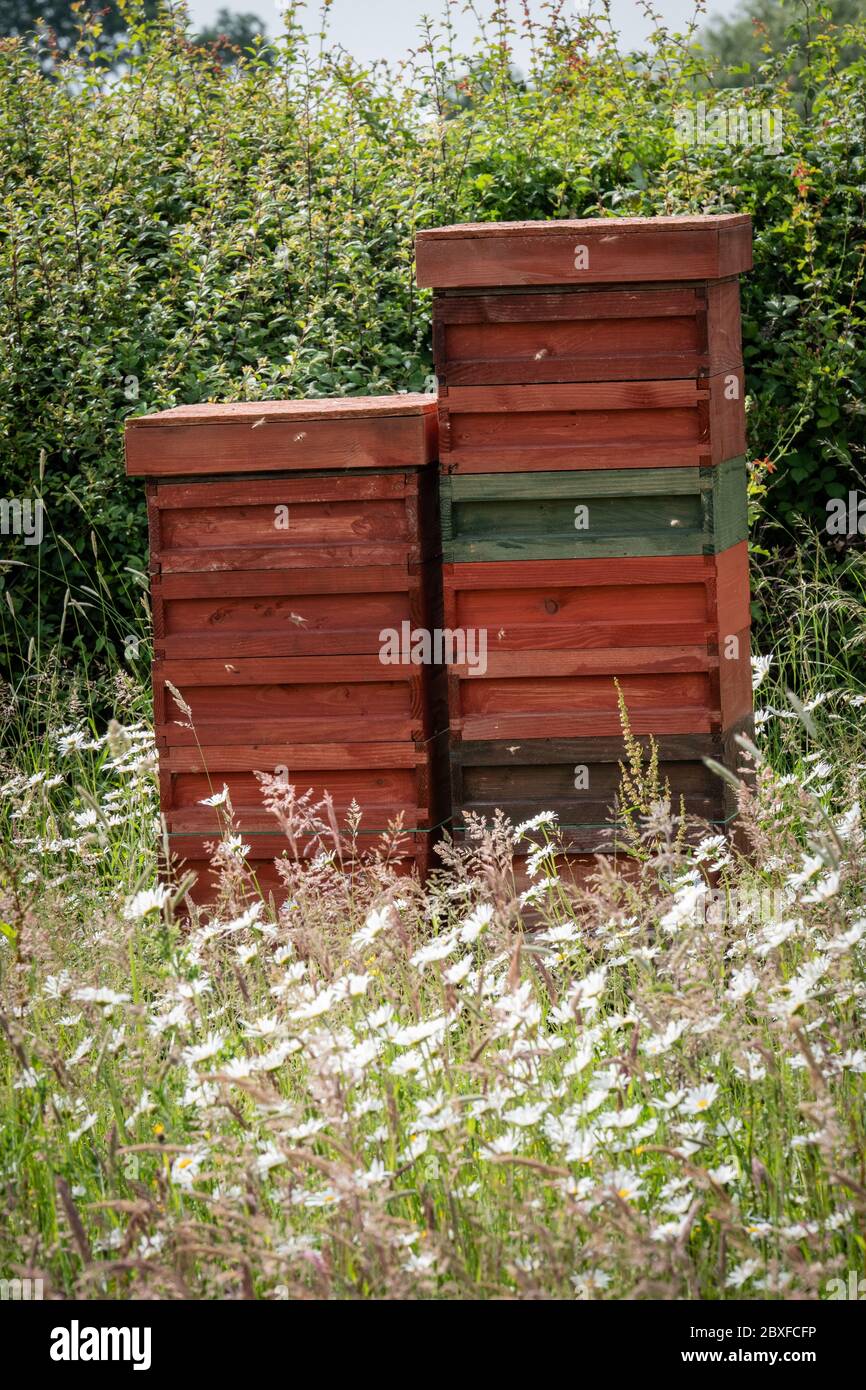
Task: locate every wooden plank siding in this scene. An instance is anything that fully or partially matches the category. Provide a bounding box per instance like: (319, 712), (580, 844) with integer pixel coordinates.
(418, 214), (753, 860)
(435, 373), (745, 473)
(441, 547), (752, 741)
(433, 280), (742, 384)
(449, 726), (753, 855)
(127, 394), (446, 891)
(415, 215), (752, 288)
(439, 457), (747, 562)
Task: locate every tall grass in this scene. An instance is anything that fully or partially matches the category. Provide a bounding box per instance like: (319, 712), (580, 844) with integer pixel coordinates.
(1, 585), (864, 1297)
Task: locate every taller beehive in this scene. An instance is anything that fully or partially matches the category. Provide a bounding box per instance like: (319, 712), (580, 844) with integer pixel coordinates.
(415, 215), (754, 873)
(126, 395), (445, 901)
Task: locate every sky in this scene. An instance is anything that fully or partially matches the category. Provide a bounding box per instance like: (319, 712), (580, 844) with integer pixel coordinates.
(184, 0), (742, 63)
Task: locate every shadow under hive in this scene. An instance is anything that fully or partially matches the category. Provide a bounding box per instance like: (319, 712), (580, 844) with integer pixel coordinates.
(126, 395), (447, 904)
(416, 214), (754, 877)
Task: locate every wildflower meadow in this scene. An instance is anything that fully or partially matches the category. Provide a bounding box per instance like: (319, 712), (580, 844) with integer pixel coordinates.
(1, 0), (865, 1319)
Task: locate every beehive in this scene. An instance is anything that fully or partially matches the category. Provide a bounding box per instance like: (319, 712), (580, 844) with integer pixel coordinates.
(416, 214), (754, 871)
(126, 396), (445, 899)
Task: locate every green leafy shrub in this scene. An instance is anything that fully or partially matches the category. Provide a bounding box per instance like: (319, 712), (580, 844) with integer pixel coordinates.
(1, 1), (864, 678)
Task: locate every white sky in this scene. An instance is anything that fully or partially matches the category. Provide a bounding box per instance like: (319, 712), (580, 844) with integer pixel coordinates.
(184, 1), (741, 63)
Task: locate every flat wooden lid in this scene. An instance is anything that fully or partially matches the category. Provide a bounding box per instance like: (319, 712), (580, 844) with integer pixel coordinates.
(416, 214), (752, 288)
(128, 393), (436, 428)
(125, 393), (438, 476)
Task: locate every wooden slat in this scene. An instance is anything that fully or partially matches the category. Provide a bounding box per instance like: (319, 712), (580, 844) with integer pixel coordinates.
(167, 831), (431, 860)
(166, 803), (427, 833)
(463, 620), (711, 649)
(442, 381), (705, 412)
(442, 554), (717, 587)
(444, 465), (704, 498)
(156, 543), (424, 572)
(458, 709), (717, 739)
(162, 722), (422, 756)
(457, 734), (723, 764)
(156, 566), (413, 598)
(440, 444), (707, 473)
(457, 796), (725, 826)
(158, 630), (398, 660)
(436, 286), (701, 321)
(451, 647), (715, 678)
(155, 655), (408, 684)
(458, 672), (712, 715)
(151, 473), (414, 508)
(177, 855), (420, 908)
(159, 498), (410, 550)
(161, 742), (426, 770)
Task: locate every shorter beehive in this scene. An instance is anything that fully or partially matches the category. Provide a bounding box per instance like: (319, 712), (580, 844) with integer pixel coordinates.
(126, 395), (446, 898)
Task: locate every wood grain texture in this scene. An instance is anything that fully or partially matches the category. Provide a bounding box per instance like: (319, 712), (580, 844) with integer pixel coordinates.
(456, 709), (718, 739)
(158, 731), (450, 889)
(132, 395), (437, 424)
(151, 473), (414, 508)
(166, 832), (431, 863)
(125, 411), (436, 478)
(437, 372), (745, 473)
(442, 545), (750, 651)
(449, 731), (739, 851)
(148, 470), (440, 573)
(442, 543), (752, 742)
(131, 396), (447, 890)
(152, 559), (438, 660)
(457, 733), (725, 764)
(434, 282), (743, 384)
(154, 649), (433, 744)
(442, 552), (734, 587)
(439, 458), (747, 561)
(177, 856), (421, 908)
(126, 396), (438, 476)
(415, 216), (753, 287)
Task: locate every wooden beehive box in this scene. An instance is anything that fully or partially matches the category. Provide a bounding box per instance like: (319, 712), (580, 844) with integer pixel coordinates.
(433, 377), (745, 474)
(452, 731), (742, 856)
(417, 215), (750, 477)
(126, 395), (446, 897)
(431, 281), (743, 385)
(440, 457), (747, 561)
(417, 215), (753, 859)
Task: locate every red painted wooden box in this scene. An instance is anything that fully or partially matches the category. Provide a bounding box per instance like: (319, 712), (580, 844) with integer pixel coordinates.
(435, 375), (745, 474)
(415, 215), (752, 289)
(442, 546), (752, 741)
(433, 281), (743, 386)
(126, 395), (446, 895)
